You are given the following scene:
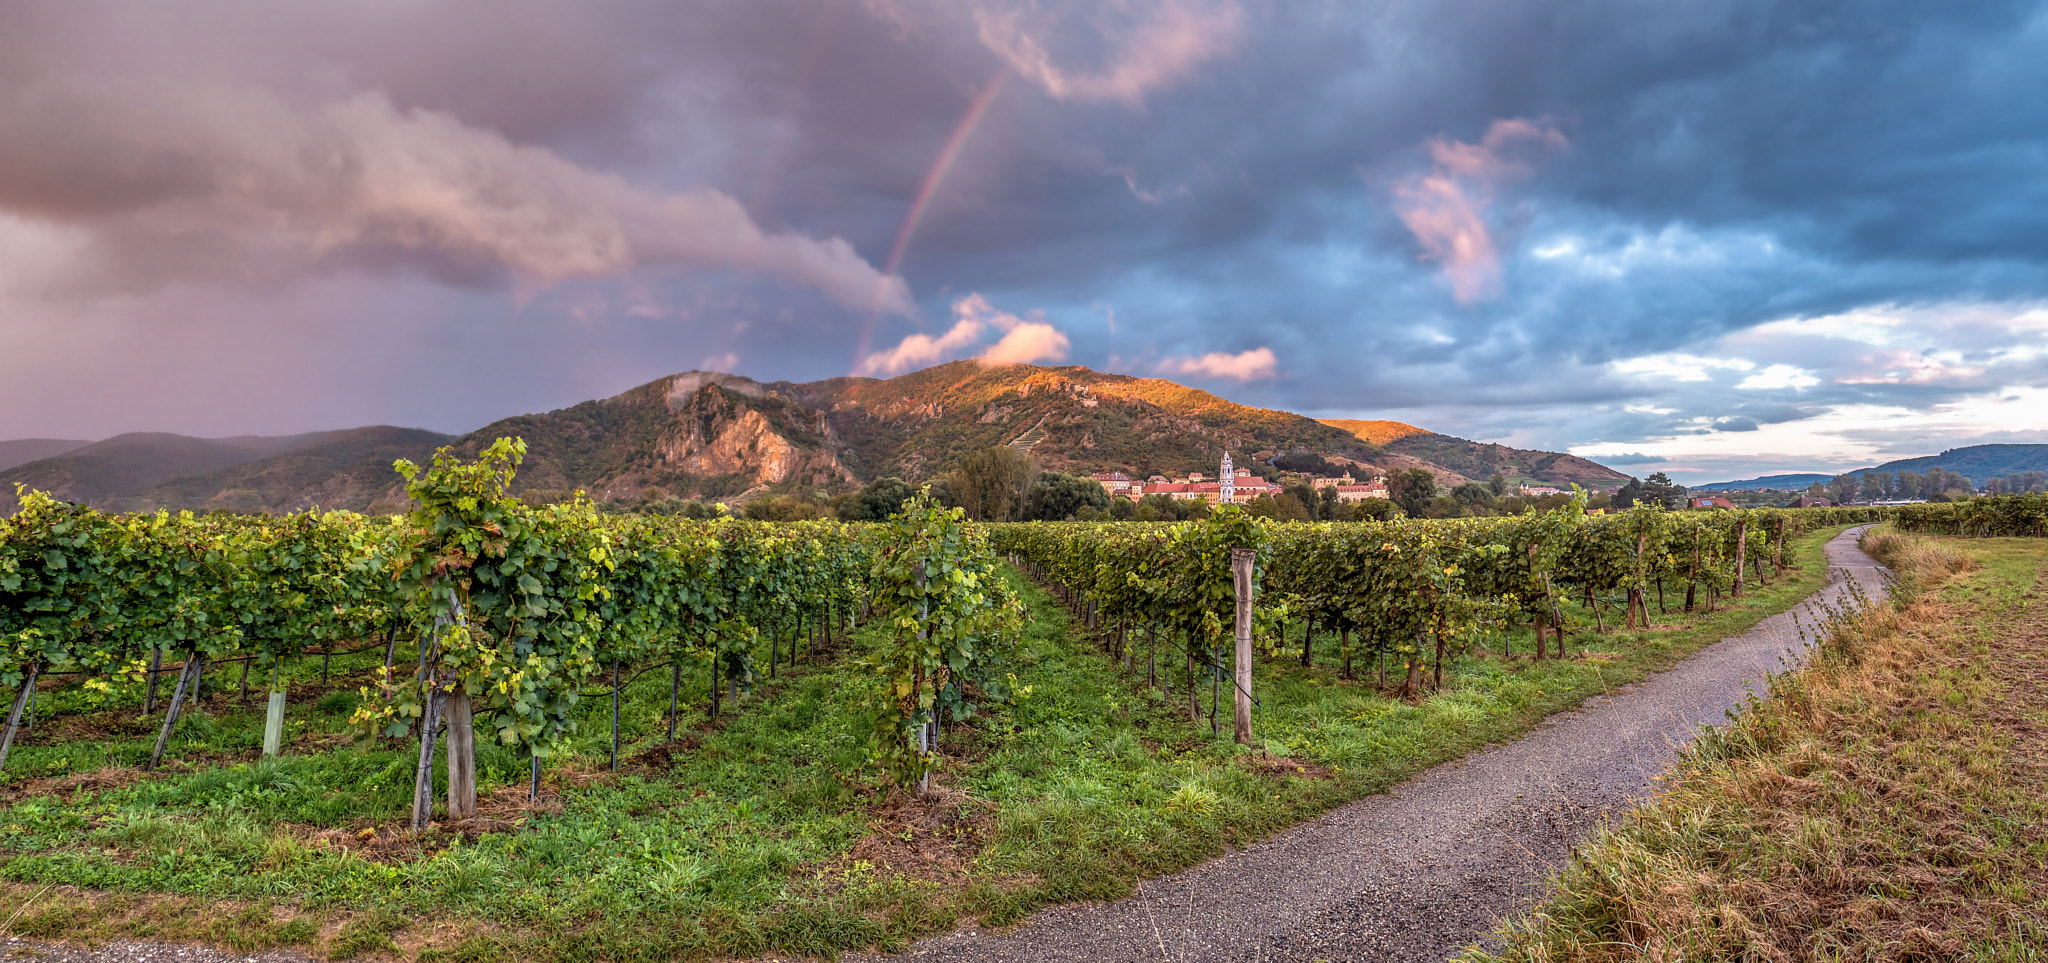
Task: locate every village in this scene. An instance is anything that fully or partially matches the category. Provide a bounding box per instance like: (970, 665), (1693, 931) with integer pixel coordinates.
(1084, 453), (1567, 506)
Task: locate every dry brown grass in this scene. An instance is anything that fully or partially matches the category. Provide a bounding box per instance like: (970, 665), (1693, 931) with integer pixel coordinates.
(1470, 532), (2048, 963)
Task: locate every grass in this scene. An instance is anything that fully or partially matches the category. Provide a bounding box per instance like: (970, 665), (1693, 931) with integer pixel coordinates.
(1465, 527), (2048, 962)
(0, 525), (1852, 960)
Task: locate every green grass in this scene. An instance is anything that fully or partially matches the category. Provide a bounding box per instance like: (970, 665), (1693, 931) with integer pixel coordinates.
(0, 526), (1852, 960)
(1465, 528), (2048, 962)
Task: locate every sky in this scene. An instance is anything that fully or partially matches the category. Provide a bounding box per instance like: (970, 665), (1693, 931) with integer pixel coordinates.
(2, 1), (2045, 484)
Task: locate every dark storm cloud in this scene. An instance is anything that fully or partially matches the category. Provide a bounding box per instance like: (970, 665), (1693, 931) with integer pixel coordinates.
(1, 0), (2045, 468)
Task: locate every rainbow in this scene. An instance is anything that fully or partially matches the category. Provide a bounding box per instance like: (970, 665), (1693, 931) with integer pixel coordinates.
(853, 70), (1009, 367)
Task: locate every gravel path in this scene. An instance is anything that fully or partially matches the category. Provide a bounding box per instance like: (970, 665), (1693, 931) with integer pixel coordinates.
(856, 526), (1889, 963)
(5, 530), (1884, 963)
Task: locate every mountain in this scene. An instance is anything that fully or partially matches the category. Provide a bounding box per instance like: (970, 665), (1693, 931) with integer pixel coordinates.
(2, 361), (1633, 512)
(1343, 428), (1633, 488)
(0, 439), (93, 473)
(425, 362), (1387, 502)
(1690, 473), (1837, 492)
(1318, 419), (1427, 446)
(1693, 445), (2048, 491)
(430, 362), (1630, 501)
(0, 431), (352, 508)
(1862, 444), (2048, 482)
(126, 426), (457, 514)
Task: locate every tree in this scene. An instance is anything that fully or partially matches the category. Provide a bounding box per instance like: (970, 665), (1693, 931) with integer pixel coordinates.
(744, 494), (832, 521)
(938, 447), (1038, 521)
(1827, 473), (1859, 504)
(1247, 493), (1311, 521)
(1024, 472), (1111, 521)
(1271, 451), (1342, 476)
(1318, 485), (1340, 520)
(1389, 468), (1437, 518)
(842, 477), (919, 522)
(1135, 493), (1187, 521)
(1488, 472), (1509, 497)
(1282, 481), (1321, 520)
(1641, 472), (1687, 509)
(1451, 481), (1496, 512)
(1860, 473), (1889, 502)
(1353, 497), (1401, 521)
(1425, 494), (1468, 518)
(1613, 477), (1644, 509)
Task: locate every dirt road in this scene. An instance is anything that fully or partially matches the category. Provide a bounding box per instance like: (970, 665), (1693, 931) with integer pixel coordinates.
(859, 526), (1887, 963)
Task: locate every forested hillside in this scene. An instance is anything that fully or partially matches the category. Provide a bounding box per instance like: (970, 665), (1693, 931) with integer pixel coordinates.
(2, 362), (1633, 512)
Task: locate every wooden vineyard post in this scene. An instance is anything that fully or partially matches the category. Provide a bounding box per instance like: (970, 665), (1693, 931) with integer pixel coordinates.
(914, 560), (934, 795)
(446, 685), (475, 819)
(1231, 547), (1255, 746)
(261, 664), (286, 757)
(143, 647), (163, 717)
(149, 650), (201, 770)
(0, 663), (42, 772)
(411, 685), (442, 832)
(1299, 618), (1314, 667)
(609, 661), (622, 771)
(708, 653), (720, 721)
(1732, 521), (1748, 598)
(668, 660), (680, 741)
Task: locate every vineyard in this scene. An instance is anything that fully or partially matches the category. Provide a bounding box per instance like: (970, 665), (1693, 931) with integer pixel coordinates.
(1891, 492), (2048, 538)
(0, 440), (1897, 960)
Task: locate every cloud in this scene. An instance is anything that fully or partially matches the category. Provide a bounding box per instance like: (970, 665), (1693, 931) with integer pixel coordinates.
(980, 321), (1070, 364)
(855, 313), (987, 376)
(856, 292), (1068, 373)
(1595, 452), (1664, 465)
(1391, 119), (1567, 303)
(0, 84), (912, 314)
(1159, 346), (1278, 382)
(1611, 353), (1755, 383)
(1735, 364), (1820, 390)
(975, 0), (1243, 106)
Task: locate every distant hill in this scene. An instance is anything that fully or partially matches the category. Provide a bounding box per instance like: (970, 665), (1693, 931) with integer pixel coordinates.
(1377, 432), (1631, 488)
(1694, 444), (2048, 491)
(126, 426), (456, 514)
(0, 431), (350, 509)
(417, 362), (1389, 502)
(0, 439), (93, 472)
(1, 361), (1635, 512)
(1690, 473), (1838, 492)
(1863, 444), (2048, 482)
(1320, 419), (1428, 446)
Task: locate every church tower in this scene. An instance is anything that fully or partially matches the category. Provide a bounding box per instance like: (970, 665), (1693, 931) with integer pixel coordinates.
(1220, 451), (1235, 505)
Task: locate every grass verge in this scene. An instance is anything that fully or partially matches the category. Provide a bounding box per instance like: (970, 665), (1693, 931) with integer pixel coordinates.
(1465, 527), (2048, 962)
(0, 526), (1852, 961)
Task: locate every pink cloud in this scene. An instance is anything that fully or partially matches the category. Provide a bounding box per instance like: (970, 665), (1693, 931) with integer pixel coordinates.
(1160, 346), (1277, 382)
(857, 292), (1069, 374)
(979, 320), (1069, 365)
(976, 1), (1243, 107)
(1392, 118), (1566, 303)
(0, 84), (914, 315)
(854, 313), (986, 376)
